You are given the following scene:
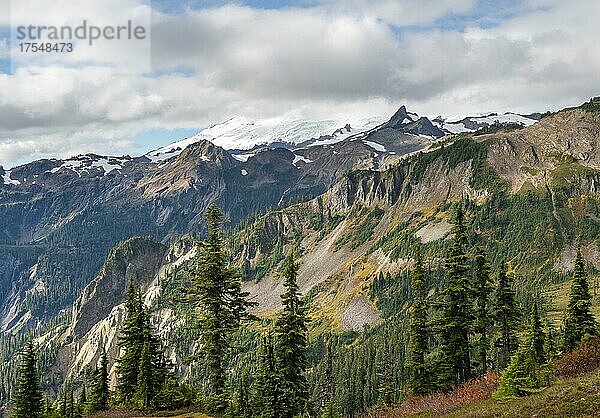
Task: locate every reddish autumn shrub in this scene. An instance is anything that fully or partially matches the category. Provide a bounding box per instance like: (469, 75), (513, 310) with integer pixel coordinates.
(363, 371), (499, 417)
(87, 412), (140, 418)
(555, 336), (600, 378)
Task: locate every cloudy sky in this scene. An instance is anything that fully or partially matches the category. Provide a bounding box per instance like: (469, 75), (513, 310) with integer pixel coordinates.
(0, 0), (599, 168)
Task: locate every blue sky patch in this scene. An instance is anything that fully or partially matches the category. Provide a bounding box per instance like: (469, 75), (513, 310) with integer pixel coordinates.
(133, 127), (202, 156)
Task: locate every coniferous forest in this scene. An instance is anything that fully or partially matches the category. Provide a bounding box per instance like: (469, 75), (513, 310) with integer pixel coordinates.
(8, 198), (599, 417)
(4, 94), (600, 418)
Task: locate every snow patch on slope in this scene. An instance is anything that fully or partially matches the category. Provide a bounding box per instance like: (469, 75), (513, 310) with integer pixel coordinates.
(363, 140), (387, 152)
(437, 112), (538, 134)
(2, 170), (21, 185)
(232, 153), (255, 162)
(49, 155), (131, 176)
(292, 154), (313, 167)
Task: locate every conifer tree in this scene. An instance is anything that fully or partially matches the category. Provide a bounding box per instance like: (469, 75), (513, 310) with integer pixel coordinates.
(275, 252), (310, 416)
(495, 302), (549, 399)
(117, 282), (169, 408)
(545, 321), (558, 359)
(320, 339), (340, 418)
(406, 250), (430, 395)
(12, 340), (43, 418)
(87, 346), (109, 413)
(472, 246), (493, 374)
(562, 249), (598, 351)
(322, 401), (342, 418)
(376, 340), (394, 407)
(43, 397), (58, 418)
(493, 344), (538, 399)
(60, 388), (67, 418)
(323, 339), (334, 405)
(494, 262), (519, 370)
(228, 369), (252, 418)
(183, 204), (256, 411)
(68, 387), (75, 418)
(60, 384), (74, 418)
(76, 383), (86, 418)
(116, 281), (143, 404)
(439, 206), (472, 387)
(133, 306), (169, 409)
(135, 343), (152, 409)
(529, 301), (546, 364)
(252, 335), (283, 417)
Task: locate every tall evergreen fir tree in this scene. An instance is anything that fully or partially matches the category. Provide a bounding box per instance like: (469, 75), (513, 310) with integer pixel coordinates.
(87, 346), (109, 413)
(133, 305), (169, 409)
(228, 369), (252, 418)
(562, 249), (598, 351)
(60, 387), (67, 418)
(495, 302), (549, 399)
(117, 282), (169, 408)
(529, 301), (546, 364)
(545, 321), (558, 359)
(320, 339), (340, 417)
(12, 340), (43, 418)
(252, 335), (284, 418)
(68, 386), (75, 418)
(183, 203), (256, 412)
(60, 384), (74, 418)
(376, 339), (394, 407)
(275, 252), (310, 416)
(494, 262), (519, 370)
(69, 386), (77, 417)
(44, 397), (58, 418)
(439, 205), (472, 388)
(117, 281), (143, 404)
(76, 382), (87, 418)
(406, 250), (430, 395)
(472, 246), (493, 374)
(135, 342), (153, 409)
(323, 339), (334, 406)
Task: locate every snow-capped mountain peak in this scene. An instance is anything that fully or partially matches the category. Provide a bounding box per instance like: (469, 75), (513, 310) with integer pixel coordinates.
(144, 107), (541, 163)
(145, 115), (386, 162)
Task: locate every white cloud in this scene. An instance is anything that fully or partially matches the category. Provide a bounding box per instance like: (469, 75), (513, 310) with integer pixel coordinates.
(7, 0), (152, 72)
(320, 0), (476, 26)
(1, 0), (600, 167)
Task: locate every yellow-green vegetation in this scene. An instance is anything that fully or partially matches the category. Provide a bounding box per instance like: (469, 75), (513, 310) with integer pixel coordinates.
(516, 180), (543, 195)
(425, 370), (600, 418)
(334, 206), (384, 250)
(308, 257), (378, 333)
(520, 166), (540, 176)
(549, 158), (598, 189)
(544, 276), (600, 326)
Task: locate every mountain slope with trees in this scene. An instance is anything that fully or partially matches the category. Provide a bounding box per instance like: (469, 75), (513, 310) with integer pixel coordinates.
(3, 98), (600, 417)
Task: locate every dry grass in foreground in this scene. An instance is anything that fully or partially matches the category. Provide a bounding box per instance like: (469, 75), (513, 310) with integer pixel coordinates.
(88, 410), (211, 418)
(365, 338), (600, 417)
(363, 371), (499, 417)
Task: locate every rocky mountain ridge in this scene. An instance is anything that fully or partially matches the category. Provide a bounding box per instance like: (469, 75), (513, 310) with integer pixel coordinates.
(3, 99), (583, 411)
(36, 102), (600, 393)
(0, 105), (450, 343)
